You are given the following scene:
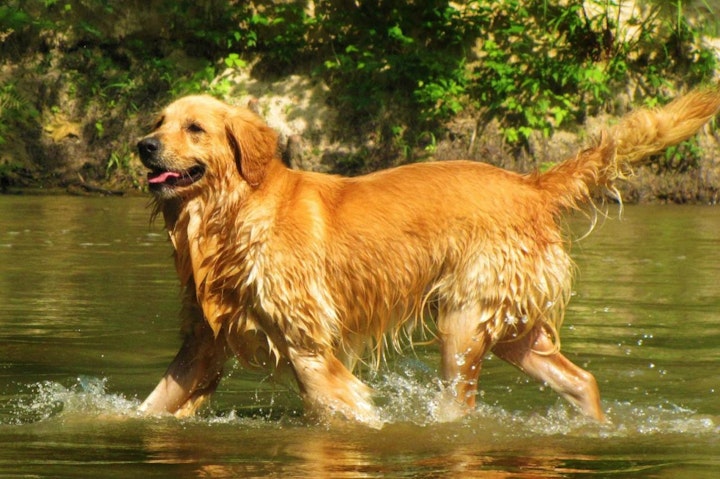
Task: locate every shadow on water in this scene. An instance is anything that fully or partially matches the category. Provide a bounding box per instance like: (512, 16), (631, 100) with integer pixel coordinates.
(1, 196), (720, 477)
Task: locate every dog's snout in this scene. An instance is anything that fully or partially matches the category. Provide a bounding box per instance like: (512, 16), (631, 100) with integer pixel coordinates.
(137, 137), (161, 163)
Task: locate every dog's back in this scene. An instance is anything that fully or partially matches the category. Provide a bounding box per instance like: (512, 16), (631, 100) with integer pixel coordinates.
(286, 161), (571, 357)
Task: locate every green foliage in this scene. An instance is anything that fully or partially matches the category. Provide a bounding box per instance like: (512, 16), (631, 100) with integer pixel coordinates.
(473, 2), (613, 142)
(105, 146), (134, 179)
(308, 0), (717, 152)
(658, 137), (703, 173)
(0, 81), (37, 186)
(315, 0), (476, 137)
(0, 4), (32, 31)
(0, 82), (38, 146)
(471, 0), (717, 144)
(1, 0), (717, 183)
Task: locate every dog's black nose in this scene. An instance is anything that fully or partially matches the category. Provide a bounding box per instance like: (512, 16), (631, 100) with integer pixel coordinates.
(137, 137), (161, 162)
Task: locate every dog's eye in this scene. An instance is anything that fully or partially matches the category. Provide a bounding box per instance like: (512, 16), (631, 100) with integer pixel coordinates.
(152, 116), (164, 130)
(186, 122), (205, 134)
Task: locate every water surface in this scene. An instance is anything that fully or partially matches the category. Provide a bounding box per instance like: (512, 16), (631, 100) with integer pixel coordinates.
(1, 196), (719, 478)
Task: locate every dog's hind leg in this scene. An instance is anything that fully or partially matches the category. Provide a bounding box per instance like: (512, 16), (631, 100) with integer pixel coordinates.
(437, 304), (494, 414)
(492, 324), (606, 421)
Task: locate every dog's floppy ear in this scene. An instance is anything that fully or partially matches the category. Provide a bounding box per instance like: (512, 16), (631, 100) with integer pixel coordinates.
(225, 108), (278, 188)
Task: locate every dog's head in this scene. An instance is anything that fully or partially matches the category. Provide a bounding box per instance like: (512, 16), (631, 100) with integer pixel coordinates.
(137, 95), (278, 199)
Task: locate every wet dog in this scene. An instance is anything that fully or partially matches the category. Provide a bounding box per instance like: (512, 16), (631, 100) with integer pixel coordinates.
(137, 88), (720, 426)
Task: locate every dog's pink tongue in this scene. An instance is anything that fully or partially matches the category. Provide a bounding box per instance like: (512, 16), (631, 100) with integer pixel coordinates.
(148, 171), (180, 184)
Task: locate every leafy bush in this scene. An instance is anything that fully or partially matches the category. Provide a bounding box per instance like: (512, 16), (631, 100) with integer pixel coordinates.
(315, 1), (475, 127)
(305, 0), (717, 153)
(1, 0), (717, 182)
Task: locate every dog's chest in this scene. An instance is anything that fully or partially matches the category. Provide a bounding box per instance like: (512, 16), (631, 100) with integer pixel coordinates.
(179, 211), (270, 333)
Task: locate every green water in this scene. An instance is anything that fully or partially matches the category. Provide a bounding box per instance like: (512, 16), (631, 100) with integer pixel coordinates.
(1, 196), (719, 478)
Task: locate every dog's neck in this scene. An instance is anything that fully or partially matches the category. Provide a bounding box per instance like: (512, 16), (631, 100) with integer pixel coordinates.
(155, 177), (281, 336)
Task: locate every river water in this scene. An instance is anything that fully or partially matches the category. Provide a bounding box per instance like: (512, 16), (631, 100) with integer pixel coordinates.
(0, 195), (718, 478)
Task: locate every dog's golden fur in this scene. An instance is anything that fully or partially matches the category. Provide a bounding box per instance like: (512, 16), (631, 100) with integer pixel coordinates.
(137, 87), (720, 426)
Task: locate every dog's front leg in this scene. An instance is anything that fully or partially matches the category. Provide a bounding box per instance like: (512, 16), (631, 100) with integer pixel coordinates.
(140, 307), (229, 418)
(288, 349), (383, 428)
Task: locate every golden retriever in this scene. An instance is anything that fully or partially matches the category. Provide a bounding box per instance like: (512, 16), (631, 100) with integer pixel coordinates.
(136, 87), (720, 426)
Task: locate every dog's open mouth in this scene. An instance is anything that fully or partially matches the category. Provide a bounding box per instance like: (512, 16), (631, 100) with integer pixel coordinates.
(147, 165), (205, 189)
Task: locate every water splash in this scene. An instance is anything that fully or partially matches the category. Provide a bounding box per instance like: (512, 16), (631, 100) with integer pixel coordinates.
(2, 374), (717, 438)
(366, 365), (718, 437)
(4, 376), (138, 425)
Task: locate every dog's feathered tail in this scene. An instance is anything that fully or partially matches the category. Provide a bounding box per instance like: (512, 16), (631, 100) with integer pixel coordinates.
(535, 84), (720, 211)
